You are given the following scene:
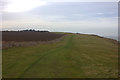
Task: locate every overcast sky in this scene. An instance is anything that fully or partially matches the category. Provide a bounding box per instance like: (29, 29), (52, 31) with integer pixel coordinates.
(1, 0), (118, 36)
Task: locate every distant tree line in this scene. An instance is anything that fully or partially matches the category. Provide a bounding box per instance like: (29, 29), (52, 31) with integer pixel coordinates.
(3, 29), (49, 32)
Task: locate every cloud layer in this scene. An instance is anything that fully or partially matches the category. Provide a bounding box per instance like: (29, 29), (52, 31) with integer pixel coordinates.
(2, 2), (118, 36)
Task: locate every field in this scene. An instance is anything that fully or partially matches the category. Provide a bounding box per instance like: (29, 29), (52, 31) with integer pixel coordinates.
(2, 31), (64, 48)
(2, 32), (118, 78)
(2, 31), (64, 41)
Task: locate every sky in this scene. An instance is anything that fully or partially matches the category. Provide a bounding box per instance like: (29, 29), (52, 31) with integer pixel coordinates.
(0, 0), (119, 37)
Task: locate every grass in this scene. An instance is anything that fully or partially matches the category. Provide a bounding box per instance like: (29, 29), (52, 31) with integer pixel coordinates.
(3, 33), (118, 78)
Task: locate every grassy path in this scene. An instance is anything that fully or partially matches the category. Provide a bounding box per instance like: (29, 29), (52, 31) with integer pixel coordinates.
(3, 34), (118, 78)
(19, 35), (74, 78)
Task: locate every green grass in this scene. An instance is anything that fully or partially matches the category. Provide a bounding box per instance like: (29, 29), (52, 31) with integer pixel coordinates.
(3, 33), (118, 78)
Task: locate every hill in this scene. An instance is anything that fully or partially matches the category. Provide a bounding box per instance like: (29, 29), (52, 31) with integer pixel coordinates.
(2, 33), (118, 78)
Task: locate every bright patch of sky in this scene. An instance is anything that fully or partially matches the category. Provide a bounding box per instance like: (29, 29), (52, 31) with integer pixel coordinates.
(1, 0), (118, 37)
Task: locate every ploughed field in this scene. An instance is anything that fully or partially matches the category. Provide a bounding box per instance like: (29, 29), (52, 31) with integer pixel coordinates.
(2, 31), (64, 41)
(3, 33), (118, 78)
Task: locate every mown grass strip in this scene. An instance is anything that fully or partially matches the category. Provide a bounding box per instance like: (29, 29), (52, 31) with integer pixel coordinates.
(19, 35), (74, 78)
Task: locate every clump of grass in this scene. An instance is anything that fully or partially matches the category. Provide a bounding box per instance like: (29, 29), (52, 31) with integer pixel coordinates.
(2, 35), (66, 49)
